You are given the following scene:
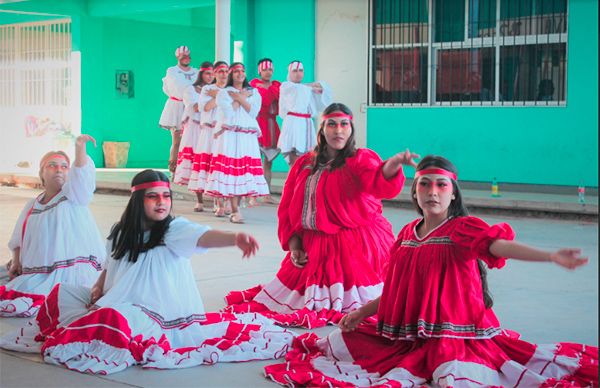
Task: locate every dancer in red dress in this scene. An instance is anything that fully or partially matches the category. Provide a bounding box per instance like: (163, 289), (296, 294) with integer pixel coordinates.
(224, 103), (419, 328)
(265, 155), (598, 387)
(249, 58), (281, 205)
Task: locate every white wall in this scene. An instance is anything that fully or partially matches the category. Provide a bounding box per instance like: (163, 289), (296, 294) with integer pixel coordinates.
(315, 0), (368, 147)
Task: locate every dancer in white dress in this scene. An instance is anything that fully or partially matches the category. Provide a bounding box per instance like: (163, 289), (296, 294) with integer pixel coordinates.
(278, 60), (332, 166)
(159, 45), (198, 174)
(188, 61), (230, 214)
(174, 60), (215, 212)
(205, 62), (269, 223)
(0, 135), (105, 318)
(0, 170), (294, 374)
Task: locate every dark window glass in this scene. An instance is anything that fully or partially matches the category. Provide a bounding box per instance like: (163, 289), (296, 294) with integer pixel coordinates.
(374, 48), (428, 104)
(500, 43), (566, 102)
(436, 48), (496, 103)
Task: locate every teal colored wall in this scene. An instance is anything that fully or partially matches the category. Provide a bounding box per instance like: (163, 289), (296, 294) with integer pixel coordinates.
(366, 0), (598, 187)
(233, 0), (316, 172)
(1, 0), (215, 168)
(78, 15), (215, 168)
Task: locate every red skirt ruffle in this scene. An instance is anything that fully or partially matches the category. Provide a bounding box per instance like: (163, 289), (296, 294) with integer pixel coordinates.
(265, 324), (599, 387)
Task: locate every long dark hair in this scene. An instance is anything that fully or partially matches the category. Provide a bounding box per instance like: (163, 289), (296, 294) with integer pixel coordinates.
(108, 170), (173, 263)
(311, 102), (357, 174)
(226, 62), (250, 89)
(194, 61), (213, 87)
(411, 155), (494, 309)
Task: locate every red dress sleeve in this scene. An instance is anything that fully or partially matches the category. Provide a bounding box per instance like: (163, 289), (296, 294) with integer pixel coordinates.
(345, 149), (405, 199)
(277, 154), (311, 251)
(270, 80), (281, 97)
(449, 216), (515, 269)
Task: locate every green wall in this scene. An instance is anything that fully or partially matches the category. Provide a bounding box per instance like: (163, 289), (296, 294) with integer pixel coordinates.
(367, 0), (598, 187)
(233, 0), (316, 173)
(77, 15), (215, 168)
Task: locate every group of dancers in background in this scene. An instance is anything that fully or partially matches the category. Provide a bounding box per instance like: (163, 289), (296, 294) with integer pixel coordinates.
(158, 46), (331, 224)
(0, 45), (596, 387)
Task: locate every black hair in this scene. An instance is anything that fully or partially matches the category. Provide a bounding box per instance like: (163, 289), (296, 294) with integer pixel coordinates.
(226, 62), (250, 89)
(257, 57), (272, 66)
(289, 59), (301, 65)
(194, 61), (214, 87)
(311, 102), (357, 174)
(212, 60), (229, 84)
(108, 169), (173, 263)
(410, 155), (494, 309)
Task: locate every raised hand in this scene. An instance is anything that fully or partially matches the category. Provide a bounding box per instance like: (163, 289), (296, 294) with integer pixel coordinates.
(76, 134), (97, 148)
(382, 148), (420, 179)
(235, 233), (259, 259)
(550, 248), (589, 270)
(390, 148), (420, 168)
(207, 89), (219, 98)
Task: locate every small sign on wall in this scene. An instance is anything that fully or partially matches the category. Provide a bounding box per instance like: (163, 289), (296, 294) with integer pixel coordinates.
(116, 70), (134, 98)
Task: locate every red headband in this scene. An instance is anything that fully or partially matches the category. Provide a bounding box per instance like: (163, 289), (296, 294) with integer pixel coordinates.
(214, 64), (229, 72)
(40, 153), (70, 169)
(229, 64), (245, 73)
(258, 61), (273, 72)
(131, 181), (171, 193)
(200, 67), (213, 72)
(322, 112), (353, 121)
(414, 168), (458, 181)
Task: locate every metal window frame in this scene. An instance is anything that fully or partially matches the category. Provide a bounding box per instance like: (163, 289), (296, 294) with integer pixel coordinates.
(367, 0), (569, 108)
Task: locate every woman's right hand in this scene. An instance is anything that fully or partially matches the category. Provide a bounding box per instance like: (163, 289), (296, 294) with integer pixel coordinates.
(207, 89), (219, 98)
(338, 309), (365, 332)
(290, 249), (308, 268)
(7, 259), (22, 280)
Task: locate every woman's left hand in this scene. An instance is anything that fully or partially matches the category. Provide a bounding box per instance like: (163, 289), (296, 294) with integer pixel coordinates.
(235, 233), (259, 258)
(550, 248), (588, 269)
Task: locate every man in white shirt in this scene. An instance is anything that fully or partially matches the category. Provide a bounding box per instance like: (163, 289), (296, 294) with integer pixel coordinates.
(159, 46), (198, 174)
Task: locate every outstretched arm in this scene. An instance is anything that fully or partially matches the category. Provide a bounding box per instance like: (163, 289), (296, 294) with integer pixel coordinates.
(74, 134), (97, 167)
(489, 240), (588, 270)
(197, 230), (259, 258)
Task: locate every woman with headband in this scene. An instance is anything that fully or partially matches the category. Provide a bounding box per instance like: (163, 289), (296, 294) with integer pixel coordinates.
(173, 61), (215, 212)
(205, 62), (269, 223)
(0, 135), (105, 317)
(187, 61), (230, 215)
(224, 103), (419, 327)
(0, 169), (294, 374)
(249, 58), (281, 205)
(278, 60), (333, 166)
(265, 155), (597, 387)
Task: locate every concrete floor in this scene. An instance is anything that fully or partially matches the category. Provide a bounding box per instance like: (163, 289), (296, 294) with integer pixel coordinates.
(0, 186), (597, 387)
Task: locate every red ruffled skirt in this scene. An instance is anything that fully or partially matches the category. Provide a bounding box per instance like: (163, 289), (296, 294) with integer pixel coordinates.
(224, 216), (394, 328)
(265, 323), (598, 387)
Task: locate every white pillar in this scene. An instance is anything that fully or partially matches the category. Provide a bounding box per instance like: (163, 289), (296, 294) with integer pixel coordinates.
(215, 0), (231, 63)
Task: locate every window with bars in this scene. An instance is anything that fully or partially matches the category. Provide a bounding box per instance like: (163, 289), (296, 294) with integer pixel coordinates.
(369, 0), (568, 106)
